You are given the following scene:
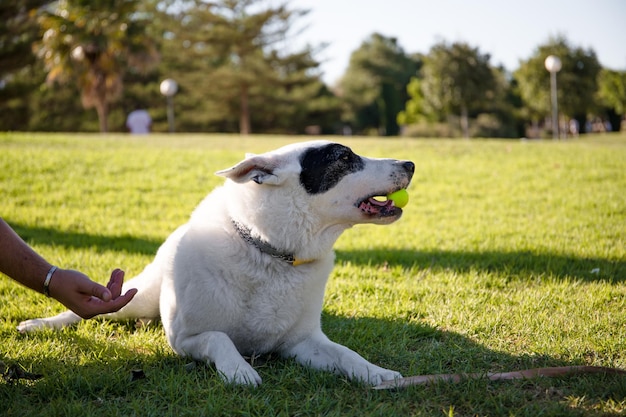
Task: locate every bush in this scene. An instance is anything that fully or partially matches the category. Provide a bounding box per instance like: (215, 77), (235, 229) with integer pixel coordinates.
(401, 114), (517, 138)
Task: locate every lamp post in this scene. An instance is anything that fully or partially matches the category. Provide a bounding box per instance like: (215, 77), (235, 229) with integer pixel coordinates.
(160, 78), (178, 133)
(544, 55), (562, 139)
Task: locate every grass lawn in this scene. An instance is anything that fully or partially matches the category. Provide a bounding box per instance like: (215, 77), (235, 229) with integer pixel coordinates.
(1, 132), (625, 416)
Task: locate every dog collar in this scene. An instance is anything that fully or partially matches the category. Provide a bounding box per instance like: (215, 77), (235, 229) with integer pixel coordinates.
(231, 219), (314, 266)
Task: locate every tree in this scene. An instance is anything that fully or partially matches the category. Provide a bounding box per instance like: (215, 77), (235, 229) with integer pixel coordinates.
(0, 1), (52, 130)
(515, 35), (601, 133)
(0, 0), (51, 77)
(250, 50), (341, 134)
(165, 0), (325, 134)
(413, 41), (496, 138)
(397, 76), (429, 126)
(597, 69), (626, 119)
(35, 0), (158, 132)
(338, 33), (418, 136)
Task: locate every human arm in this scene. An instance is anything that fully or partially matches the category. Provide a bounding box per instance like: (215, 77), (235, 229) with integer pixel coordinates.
(0, 218), (137, 318)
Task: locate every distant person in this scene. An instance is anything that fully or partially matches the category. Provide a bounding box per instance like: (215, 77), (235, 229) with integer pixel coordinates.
(126, 109), (152, 134)
(0, 218), (137, 319)
(569, 119), (579, 137)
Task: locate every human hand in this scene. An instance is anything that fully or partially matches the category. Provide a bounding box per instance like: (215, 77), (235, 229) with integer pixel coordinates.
(47, 268), (138, 319)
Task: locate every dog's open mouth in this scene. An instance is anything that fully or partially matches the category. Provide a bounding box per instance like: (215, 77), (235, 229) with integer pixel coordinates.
(358, 195), (401, 217)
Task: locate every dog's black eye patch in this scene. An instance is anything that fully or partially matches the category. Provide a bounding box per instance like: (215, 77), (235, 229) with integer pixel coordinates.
(299, 143), (365, 194)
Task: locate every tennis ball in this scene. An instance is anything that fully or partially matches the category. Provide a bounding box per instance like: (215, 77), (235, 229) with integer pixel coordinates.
(387, 189), (409, 208)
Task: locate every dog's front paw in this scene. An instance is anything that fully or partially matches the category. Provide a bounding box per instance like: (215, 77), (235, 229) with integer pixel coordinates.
(351, 365), (402, 386)
(372, 368), (403, 386)
(217, 361), (262, 387)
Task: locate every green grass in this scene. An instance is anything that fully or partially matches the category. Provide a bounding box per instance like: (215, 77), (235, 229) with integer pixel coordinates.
(1, 132), (625, 416)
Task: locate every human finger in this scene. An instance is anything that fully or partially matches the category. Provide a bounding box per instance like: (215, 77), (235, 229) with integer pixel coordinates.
(93, 287), (138, 315)
(106, 268), (125, 298)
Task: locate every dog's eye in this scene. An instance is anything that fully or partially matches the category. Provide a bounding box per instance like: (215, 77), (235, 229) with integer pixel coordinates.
(338, 148), (353, 161)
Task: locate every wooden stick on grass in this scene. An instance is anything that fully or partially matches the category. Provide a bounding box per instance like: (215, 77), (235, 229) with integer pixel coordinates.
(374, 366), (626, 390)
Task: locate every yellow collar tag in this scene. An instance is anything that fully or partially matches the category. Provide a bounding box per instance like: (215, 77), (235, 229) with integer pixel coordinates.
(292, 258), (315, 266)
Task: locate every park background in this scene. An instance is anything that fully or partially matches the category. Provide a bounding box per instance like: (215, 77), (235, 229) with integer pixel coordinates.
(2, 1), (626, 415)
(1, 0), (625, 138)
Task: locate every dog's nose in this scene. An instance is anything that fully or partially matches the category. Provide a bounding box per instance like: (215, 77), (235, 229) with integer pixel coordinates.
(402, 161), (415, 174)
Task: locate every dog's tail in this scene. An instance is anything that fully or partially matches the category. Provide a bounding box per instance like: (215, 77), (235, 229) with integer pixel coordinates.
(17, 224), (188, 333)
(16, 261), (163, 333)
(16, 263), (163, 333)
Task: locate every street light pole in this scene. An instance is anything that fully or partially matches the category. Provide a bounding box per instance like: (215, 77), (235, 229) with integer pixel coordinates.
(160, 79), (178, 133)
(166, 95), (174, 133)
(544, 55), (562, 140)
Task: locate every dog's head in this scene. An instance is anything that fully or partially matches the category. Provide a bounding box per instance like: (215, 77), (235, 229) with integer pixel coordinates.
(216, 141), (414, 232)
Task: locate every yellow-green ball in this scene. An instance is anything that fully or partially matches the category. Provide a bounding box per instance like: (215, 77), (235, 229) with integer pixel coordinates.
(387, 189), (409, 208)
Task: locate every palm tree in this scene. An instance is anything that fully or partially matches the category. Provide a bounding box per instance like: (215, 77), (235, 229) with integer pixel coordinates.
(36, 0), (158, 132)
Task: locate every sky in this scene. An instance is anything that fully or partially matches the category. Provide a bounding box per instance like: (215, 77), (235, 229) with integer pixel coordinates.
(289, 0), (626, 85)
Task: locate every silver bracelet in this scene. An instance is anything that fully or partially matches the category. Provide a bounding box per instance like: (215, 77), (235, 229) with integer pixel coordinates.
(43, 265), (58, 297)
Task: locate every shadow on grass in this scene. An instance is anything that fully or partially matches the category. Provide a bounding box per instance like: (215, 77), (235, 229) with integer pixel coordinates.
(336, 249), (625, 283)
(8, 220), (623, 284)
(3, 315), (624, 416)
(9, 221), (162, 256)
(321, 313), (626, 415)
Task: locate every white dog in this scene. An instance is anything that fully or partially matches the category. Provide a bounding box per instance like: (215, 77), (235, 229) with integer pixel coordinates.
(19, 141), (415, 387)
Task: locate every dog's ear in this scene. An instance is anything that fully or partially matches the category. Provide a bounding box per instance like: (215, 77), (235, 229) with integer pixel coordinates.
(215, 156), (282, 185)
